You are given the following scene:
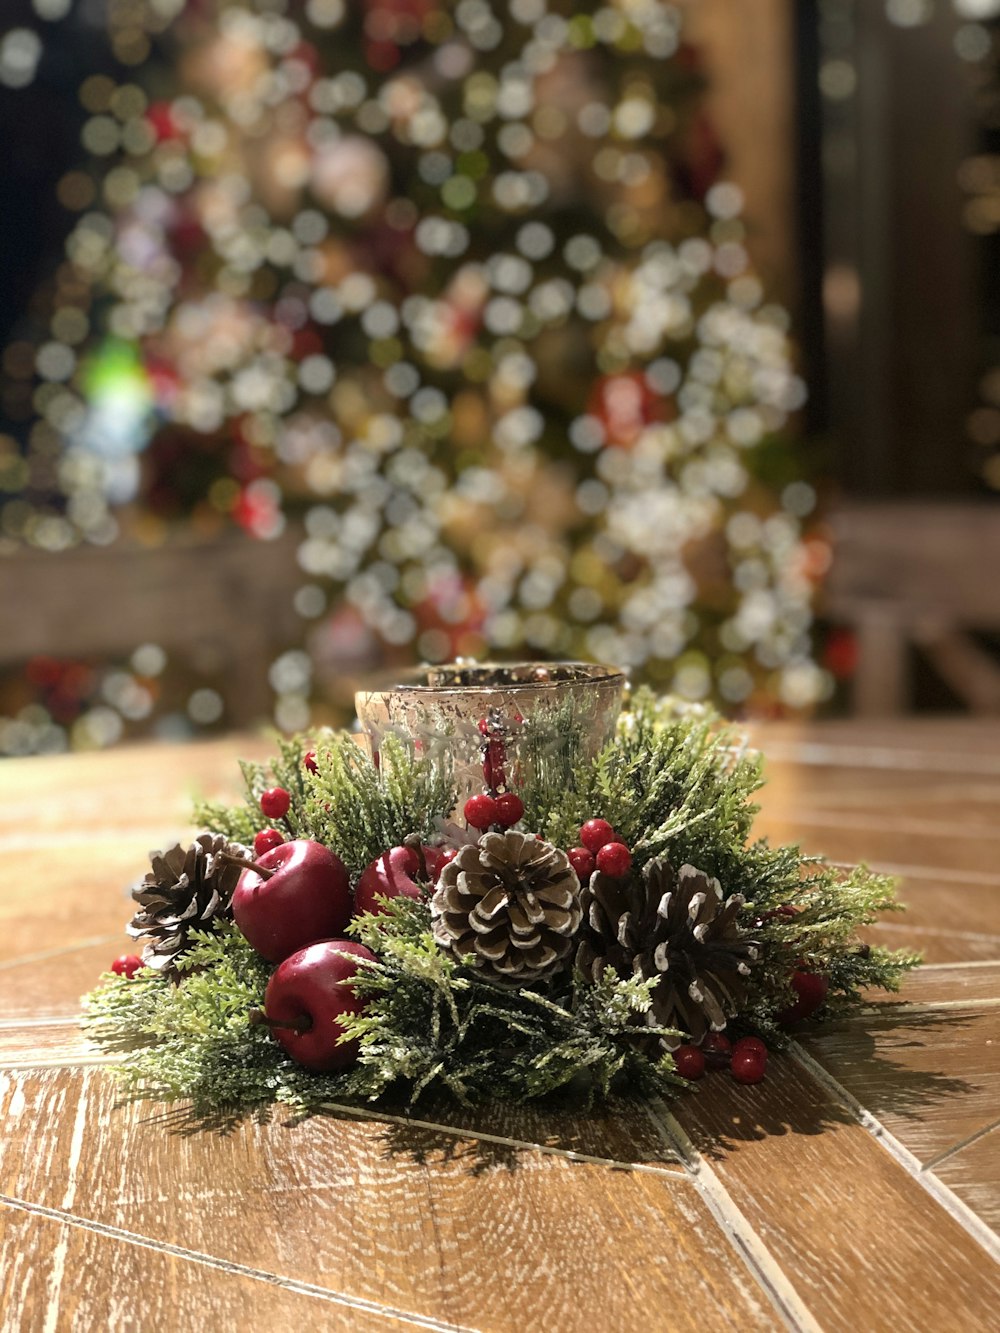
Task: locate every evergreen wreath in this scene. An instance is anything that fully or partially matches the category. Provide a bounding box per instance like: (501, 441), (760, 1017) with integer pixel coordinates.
(83, 690), (918, 1116)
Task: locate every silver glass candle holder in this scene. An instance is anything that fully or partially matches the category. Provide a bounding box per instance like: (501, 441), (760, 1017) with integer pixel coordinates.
(355, 662), (626, 815)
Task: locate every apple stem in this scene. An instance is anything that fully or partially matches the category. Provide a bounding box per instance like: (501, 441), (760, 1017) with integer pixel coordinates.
(403, 833), (428, 882)
(217, 851), (274, 880)
(248, 1008), (312, 1034)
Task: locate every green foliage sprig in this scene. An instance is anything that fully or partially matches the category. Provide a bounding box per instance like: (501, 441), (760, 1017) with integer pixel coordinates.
(85, 693), (919, 1116)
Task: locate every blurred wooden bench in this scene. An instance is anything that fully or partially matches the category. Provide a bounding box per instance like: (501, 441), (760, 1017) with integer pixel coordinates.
(825, 501), (1000, 714)
(0, 528), (303, 726)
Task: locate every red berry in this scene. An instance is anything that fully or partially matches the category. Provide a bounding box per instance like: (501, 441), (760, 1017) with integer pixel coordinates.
(110, 954), (143, 979)
(701, 1032), (732, 1067)
(254, 828), (285, 856)
(260, 787), (291, 819)
(777, 970), (829, 1025)
(731, 1049), (767, 1084)
(438, 848), (458, 867)
(595, 842), (632, 877)
(567, 847), (596, 881)
(477, 717), (491, 736)
(494, 792), (524, 827)
(464, 793), (499, 830)
(732, 1036), (768, 1060)
(672, 1044), (706, 1080)
(579, 818), (616, 853)
(303, 751), (318, 773)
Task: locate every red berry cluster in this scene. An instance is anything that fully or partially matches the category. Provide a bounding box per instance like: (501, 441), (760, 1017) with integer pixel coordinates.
(673, 1033), (769, 1085)
(462, 711), (527, 832)
(567, 818), (632, 882)
(463, 790), (524, 831)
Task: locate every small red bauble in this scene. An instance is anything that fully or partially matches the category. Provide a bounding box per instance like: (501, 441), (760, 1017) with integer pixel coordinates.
(303, 751), (318, 774)
(494, 792), (524, 827)
(777, 970), (829, 1025)
(464, 793), (499, 830)
(260, 787), (291, 819)
(579, 819), (616, 853)
(701, 1032), (732, 1067)
(595, 842), (632, 877)
(111, 954), (143, 979)
(672, 1044), (706, 1080)
(732, 1036), (768, 1060)
(567, 847), (596, 881)
(731, 1049), (767, 1085)
(254, 828), (285, 856)
(477, 717), (491, 736)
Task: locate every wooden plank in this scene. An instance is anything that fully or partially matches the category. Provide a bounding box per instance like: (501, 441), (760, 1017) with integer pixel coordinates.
(0, 737), (268, 842)
(887, 962), (1000, 1007)
(336, 1092), (688, 1174)
(0, 1019), (107, 1070)
(667, 1053), (1000, 1329)
(860, 924), (1000, 966)
(799, 1006), (1000, 1168)
(0, 841), (146, 965)
(0, 940), (122, 1020)
(754, 815), (1000, 880)
(0, 1202), (416, 1333)
(0, 1069), (779, 1332)
(932, 1128), (1000, 1234)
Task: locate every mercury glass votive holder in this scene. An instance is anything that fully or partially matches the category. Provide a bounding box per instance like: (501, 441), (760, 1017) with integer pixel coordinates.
(354, 662), (626, 815)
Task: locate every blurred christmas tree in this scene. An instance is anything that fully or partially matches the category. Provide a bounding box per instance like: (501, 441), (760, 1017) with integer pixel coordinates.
(1, 0), (827, 747)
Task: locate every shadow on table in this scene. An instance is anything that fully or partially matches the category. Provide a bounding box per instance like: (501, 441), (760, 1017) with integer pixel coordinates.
(124, 1006), (972, 1170)
(676, 1007), (972, 1161)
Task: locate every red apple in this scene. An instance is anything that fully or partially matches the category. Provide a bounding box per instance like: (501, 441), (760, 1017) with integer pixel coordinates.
(354, 843), (448, 917)
(262, 939), (376, 1071)
(232, 839), (351, 962)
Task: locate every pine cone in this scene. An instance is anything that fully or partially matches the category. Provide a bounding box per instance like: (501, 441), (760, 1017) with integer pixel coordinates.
(576, 857), (758, 1047)
(128, 833), (248, 974)
(431, 831), (582, 985)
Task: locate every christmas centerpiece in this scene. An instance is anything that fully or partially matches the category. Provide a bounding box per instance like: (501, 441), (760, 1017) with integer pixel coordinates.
(86, 664), (917, 1115)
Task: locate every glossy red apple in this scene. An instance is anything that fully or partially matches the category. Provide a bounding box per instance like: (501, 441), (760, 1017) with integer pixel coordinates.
(261, 939), (376, 1071)
(353, 843), (449, 917)
(232, 839), (351, 962)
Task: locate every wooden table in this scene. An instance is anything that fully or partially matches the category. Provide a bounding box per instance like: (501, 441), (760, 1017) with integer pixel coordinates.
(0, 720), (998, 1330)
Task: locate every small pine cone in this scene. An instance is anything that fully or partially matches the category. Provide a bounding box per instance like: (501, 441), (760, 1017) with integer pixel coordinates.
(431, 830), (582, 985)
(128, 833), (248, 974)
(576, 857), (758, 1047)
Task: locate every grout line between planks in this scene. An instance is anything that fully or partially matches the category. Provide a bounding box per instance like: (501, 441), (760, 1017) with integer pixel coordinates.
(922, 1116), (1000, 1173)
(0, 936), (122, 973)
(790, 1043), (1000, 1265)
(640, 1096), (822, 1333)
(0, 1192), (476, 1333)
(314, 1100), (689, 1177)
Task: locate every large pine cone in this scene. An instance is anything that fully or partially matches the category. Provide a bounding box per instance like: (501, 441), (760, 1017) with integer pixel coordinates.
(576, 857), (758, 1047)
(431, 831), (582, 986)
(128, 833), (247, 974)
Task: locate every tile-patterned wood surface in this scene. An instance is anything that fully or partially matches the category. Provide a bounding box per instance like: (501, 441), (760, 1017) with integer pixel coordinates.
(0, 722), (998, 1331)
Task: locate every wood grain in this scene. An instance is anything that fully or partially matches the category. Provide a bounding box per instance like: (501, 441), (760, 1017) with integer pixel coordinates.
(799, 1006), (1000, 1167)
(0, 1070), (779, 1333)
(666, 1054), (1000, 1330)
(887, 962), (1000, 1006)
(0, 1196), (418, 1333)
(932, 1127), (1000, 1233)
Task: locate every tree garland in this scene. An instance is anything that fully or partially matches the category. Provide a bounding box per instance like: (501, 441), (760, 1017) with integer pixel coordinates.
(83, 690), (918, 1116)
